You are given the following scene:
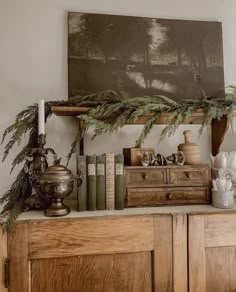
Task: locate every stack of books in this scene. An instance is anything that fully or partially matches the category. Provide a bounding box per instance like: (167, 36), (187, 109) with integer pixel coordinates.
(76, 153), (125, 211)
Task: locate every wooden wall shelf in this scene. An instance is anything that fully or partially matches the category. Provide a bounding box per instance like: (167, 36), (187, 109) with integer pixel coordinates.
(51, 106), (236, 155)
(52, 106), (208, 124)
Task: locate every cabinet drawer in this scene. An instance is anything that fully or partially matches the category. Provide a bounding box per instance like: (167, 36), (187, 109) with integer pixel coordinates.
(125, 167), (167, 187)
(169, 166), (210, 186)
(126, 187), (209, 207)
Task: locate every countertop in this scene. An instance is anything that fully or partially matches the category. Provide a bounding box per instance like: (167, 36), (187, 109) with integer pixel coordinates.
(14, 200), (236, 222)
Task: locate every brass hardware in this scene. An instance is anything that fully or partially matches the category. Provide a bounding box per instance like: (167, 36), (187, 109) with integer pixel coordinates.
(4, 258), (9, 289)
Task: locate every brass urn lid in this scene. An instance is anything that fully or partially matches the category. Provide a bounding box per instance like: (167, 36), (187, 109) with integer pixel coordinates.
(40, 164), (73, 181)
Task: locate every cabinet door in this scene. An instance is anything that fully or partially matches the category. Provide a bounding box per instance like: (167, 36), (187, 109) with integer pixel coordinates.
(189, 213), (236, 292)
(0, 225), (7, 292)
(7, 215), (174, 292)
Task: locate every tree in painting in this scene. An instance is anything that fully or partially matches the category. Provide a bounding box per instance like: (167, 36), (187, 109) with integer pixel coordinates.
(68, 13), (224, 100)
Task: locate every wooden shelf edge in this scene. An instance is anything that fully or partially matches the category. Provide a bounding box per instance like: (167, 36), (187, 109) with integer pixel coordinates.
(51, 106), (90, 116)
(51, 106), (217, 124)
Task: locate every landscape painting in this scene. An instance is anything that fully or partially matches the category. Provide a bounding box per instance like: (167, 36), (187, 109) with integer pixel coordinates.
(68, 12), (224, 100)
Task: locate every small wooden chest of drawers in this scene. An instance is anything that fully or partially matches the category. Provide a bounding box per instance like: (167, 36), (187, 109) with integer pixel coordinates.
(124, 164), (211, 207)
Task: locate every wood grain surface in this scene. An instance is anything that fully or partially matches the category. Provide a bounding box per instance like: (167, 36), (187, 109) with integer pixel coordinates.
(125, 165), (210, 207)
(153, 215), (172, 292)
(169, 166), (209, 186)
(125, 167), (167, 187)
(31, 252), (152, 292)
(172, 215), (188, 292)
(8, 223), (29, 292)
(205, 213), (236, 247)
(206, 246), (236, 292)
(29, 216), (154, 259)
(0, 226), (7, 292)
(188, 215), (206, 292)
(126, 187), (209, 207)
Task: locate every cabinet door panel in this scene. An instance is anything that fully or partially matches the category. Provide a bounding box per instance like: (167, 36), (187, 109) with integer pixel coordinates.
(29, 216), (154, 259)
(31, 252), (152, 292)
(206, 246), (236, 292)
(8, 223), (29, 292)
(189, 214), (236, 292)
(0, 226), (7, 292)
(8, 215), (174, 292)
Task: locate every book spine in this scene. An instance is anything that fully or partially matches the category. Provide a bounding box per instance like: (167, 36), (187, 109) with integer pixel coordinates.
(96, 154), (106, 210)
(106, 153), (115, 210)
(115, 154), (125, 210)
(77, 155), (87, 211)
(87, 155), (96, 211)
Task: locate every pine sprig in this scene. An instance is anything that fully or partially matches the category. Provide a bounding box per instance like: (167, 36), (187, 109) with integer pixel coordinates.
(135, 112), (161, 147)
(0, 203), (23, 232)
(2, 88), (236, 229)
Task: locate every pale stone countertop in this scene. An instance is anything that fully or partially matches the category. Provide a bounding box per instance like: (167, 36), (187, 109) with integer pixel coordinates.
(13, 200), (236, 222)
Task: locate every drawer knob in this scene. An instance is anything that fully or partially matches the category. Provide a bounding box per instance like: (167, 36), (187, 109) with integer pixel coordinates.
(185, 172), (191, 179)
(142, 174), (148, 180)
(167, 193), (173, 199)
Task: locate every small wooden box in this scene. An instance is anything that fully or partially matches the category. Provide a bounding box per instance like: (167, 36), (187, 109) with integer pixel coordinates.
(123, 148), (155, 166)
(125, 164), (211, 207)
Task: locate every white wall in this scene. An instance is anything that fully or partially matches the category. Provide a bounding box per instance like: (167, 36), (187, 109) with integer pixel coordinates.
(1, 0), (236, 200)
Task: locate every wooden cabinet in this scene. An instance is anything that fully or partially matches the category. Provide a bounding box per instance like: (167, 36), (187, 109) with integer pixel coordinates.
(2, 209), (236, 292)
(4, 215), (181, 292)
(0, 228), (7, 292)
(188, 213), (236, 292)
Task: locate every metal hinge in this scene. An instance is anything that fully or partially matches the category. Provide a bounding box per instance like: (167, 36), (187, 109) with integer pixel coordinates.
(4, 258), (9, 289)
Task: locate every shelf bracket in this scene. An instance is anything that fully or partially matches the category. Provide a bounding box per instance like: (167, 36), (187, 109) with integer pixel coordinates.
(211, 115), (230, 156)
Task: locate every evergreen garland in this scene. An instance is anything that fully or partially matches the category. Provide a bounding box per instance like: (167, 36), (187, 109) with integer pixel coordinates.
(1, 87), (236, 230)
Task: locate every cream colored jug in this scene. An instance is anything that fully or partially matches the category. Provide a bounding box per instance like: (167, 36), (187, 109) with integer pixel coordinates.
(209, 152), (227, 169)
(228, 152), (236, 169)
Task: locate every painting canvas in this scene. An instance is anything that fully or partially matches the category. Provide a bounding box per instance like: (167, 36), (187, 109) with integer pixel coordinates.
(68, 12), (224, 100)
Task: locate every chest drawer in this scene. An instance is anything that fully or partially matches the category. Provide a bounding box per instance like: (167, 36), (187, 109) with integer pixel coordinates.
(125, 187), (209, 207)
(169, 166), (210, 186)
(125, 167), (167, 187)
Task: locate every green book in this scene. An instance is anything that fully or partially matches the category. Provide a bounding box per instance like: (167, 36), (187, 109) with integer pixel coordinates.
(77, 155), (87, 211)
(96, 154), (106, 210)
(115, 154), (125, 210)
(87, 155), (96, 211)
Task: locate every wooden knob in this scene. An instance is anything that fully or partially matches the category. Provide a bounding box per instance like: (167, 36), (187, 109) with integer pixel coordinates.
(183, 130), (192, 144)
(185, 172), (191, 179)
(167, 193), (173, 199)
